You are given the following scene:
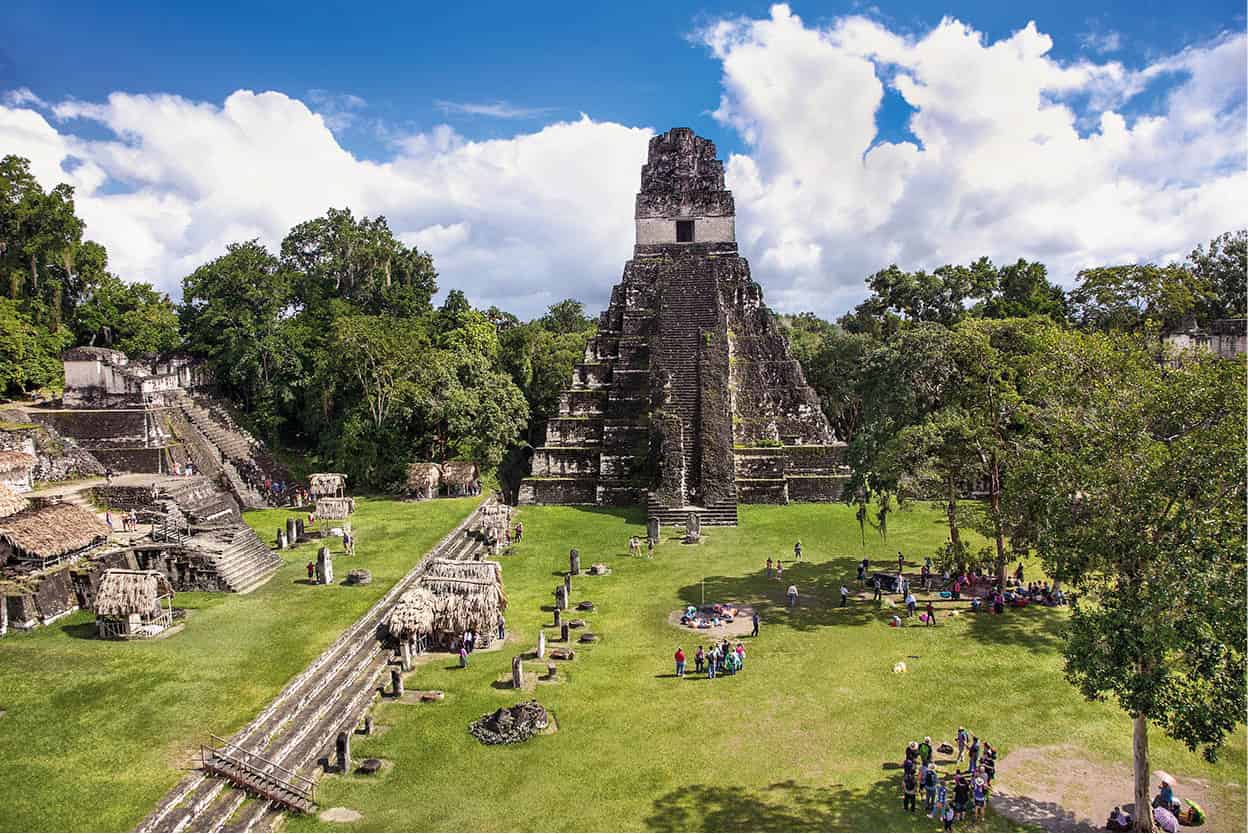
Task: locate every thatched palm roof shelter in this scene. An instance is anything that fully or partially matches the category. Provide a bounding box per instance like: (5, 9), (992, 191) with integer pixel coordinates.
(0, 503), (109, 570)
(309, 473), (347, 498)
(386, 586), (437, 640)
(94, 569), (174, 639)
(441, 461), (480, 495)
(315, 497), (355, 520)
(412, 559), (506, 647)
(0, 483), (29, 519)
(405, 462), (442, 500)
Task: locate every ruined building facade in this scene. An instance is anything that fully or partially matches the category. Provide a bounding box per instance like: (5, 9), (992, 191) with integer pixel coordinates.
(519, 128), (847, 524)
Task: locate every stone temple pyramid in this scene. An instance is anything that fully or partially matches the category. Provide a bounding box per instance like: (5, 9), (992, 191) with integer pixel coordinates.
(519, 127), (848, 525)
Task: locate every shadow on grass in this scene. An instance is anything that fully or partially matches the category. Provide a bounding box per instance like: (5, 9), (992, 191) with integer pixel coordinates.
(644, 776), (900, 832)
(59, 621), (98, 640)
(677, 557), (888, 633)
(964, 604), (1067, 652)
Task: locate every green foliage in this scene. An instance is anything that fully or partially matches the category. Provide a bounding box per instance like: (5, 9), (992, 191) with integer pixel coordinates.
(1069, 262), (1211, 334)
(1009, 329), (1246, 764)
(1188, 229), (1247, 320)
(0, 297), (71, 395)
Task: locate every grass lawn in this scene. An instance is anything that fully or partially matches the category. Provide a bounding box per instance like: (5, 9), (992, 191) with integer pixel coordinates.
(0, 495), (481, 832)
(282, 503), (1245, 833)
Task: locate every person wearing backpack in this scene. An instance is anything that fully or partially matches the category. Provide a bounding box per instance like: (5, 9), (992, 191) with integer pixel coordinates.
(902, 768), (918, 812)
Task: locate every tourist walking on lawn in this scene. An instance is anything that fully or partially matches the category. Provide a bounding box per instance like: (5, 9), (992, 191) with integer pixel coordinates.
(953, 776), (970, 821)
(775, 560), (783, 580)
(973, 777), (987, 820)
(942, 801), (955, 831)
(766, 557), (773, 577)
(872, 575), (882, 601)
(925, 601), (936, 626)
(459, 645), (468, 668)
(924, 765), (938, 814)
(919, 736), (933, 765)
(707, 645), (718, 679)
(969, 735), (981, 775)
(897, 550), (905, 572)
(856, 562), (865, 584)
(956, 727), (970, 763)
(695, 645), (705, 673)
(905, 590), (917, 617)
(794, 540), (802, 561)
(306, 561), (315, 580)
(674, 647), (686, 677)
(933, 779), (948, 820)
(751, 610), (760, 637)
(786, 584), (798, 607)
(840, 585), (849, 606)
(497, 614), (505, 640)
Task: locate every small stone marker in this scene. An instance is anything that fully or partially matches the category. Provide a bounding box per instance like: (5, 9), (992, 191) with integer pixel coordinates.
(537, 630), (546, 659)
(550, 647), (576, 661)
(560, 623), (570, 642)
(362, 715), (374, 736)
(391, 668), (404, 697)
(511, 655), (525, 689)
(286, 517), (298, 546)
(400, 640), (412, 671)
(553, 608), (562, 627)
(647, 516), (660, 543)
(563, 573), (572, 595)
(546, 663), (557, 680)
(569, 548), (581, 575)
(554, 585), (568, 610)
(578, 632), (598, 643)
(277, 529), (288, 550)
(358, 758), (382, 775)
(576, 600), (595, 612)
(335, 731), (351, 773)
(295, 518), (305, 540)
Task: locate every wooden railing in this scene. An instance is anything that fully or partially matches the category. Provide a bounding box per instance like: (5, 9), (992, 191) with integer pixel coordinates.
(201, 733), (316, 810)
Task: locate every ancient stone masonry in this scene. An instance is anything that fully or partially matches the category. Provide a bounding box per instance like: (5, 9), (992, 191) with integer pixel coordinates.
(520, 128), (848, 523)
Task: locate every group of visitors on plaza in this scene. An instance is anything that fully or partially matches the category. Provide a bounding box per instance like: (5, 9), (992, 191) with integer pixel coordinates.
(900, 728), (997, 829)
(673, 639), (746, 679)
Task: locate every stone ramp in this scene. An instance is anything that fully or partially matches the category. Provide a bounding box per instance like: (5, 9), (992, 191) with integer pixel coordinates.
(136, 498), (493, 834)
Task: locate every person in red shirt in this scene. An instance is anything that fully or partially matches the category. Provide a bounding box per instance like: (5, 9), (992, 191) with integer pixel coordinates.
(674, 647), (686, 677)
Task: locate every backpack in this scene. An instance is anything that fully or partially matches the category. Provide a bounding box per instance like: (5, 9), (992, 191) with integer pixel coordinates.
(904, 773), (916, 792)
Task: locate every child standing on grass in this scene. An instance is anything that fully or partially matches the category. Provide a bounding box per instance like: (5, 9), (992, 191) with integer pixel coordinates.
(932, 780), (947, 819)
(942, 802), (955, 831)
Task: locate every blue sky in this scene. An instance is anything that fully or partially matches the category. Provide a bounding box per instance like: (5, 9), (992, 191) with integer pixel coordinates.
(1, 1), (1244, 316)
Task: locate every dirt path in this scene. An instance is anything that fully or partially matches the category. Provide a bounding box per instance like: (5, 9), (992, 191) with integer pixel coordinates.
(993, 744), (1243, 832)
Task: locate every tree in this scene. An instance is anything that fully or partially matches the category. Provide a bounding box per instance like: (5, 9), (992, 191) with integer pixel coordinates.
(74, 267), (179, 356)
(977, 259), (1068, 323)
(539, 299), (594, 334)
(0, 298), (71, 395)
(1188, 230), (1246, 320)
(1009, 330), (1246, 831)
(1069, 263), (1210, 334)
(180, 240), (292, 430)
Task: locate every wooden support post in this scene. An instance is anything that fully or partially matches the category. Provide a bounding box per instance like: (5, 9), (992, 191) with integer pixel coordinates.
(511, 655), (524, 689)
(569, 548), (581, 575)
(336, 731), (351, 773)
(391, 668), (404, 697)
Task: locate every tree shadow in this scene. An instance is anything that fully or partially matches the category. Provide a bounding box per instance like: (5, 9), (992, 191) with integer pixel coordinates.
(991, 788), (1100, 831)
(676, 557), (888, 633)
(963, 605), (1067, 652)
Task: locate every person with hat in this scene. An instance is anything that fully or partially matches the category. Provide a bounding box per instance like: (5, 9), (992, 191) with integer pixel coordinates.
(918, 736), (933, 766)
(972, 776), (988, 819)
(956, 727), (970, 764)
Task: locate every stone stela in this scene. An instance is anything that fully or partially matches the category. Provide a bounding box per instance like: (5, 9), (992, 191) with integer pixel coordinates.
(519, 127), (849, 526)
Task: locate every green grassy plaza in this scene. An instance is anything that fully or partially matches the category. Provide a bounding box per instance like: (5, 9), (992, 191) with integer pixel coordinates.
(0, 497), (1243, 831)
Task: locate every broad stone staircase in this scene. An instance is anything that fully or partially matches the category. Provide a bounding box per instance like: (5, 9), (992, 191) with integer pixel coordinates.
(171, 392), (278, 510)
(138, 499), (497, 834)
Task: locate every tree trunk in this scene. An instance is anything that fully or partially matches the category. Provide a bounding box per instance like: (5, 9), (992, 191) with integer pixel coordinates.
(991, 454), (1007, 587)
(946, 476), (963, 569)
(28, 252), (37, 291)
(1133, 713), (1153, 832)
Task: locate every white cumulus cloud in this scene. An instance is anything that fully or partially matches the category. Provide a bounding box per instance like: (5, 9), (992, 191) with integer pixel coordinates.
(0, 4), (1242, 320)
